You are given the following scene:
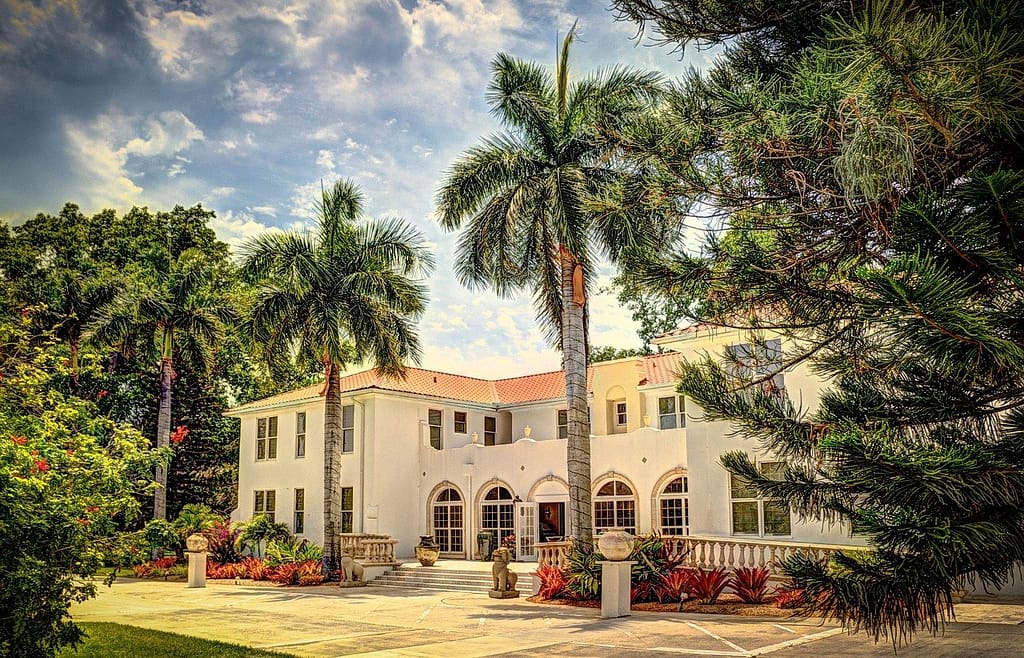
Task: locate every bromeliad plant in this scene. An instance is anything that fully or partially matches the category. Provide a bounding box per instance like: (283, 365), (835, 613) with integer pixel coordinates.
(565, 542), (601, 600)
(629, 533), (688, 603)
(688, 567), (732, 605)
(534, 566), (569, 600)
(731, 566), (771, 604)
(657, 569), (692, 610)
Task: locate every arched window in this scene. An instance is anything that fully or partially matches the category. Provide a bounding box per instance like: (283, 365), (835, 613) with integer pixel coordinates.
(481, 485), (514, 546)
(432, 487), (464, 554)
(594, 480), (636, 535)
(659, 476), (689, 536)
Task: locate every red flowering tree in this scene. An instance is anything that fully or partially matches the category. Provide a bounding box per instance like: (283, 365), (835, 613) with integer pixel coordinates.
(0, 315), (162, 656)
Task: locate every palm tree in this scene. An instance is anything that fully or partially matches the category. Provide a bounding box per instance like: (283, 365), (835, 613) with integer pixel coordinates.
(90, 249), (234, 522)
(436, 25), (667, 544)
(241, 179), (433, 569)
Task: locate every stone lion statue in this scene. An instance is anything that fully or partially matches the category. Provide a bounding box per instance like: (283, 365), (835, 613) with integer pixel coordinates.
(340, 550), (364, 582)
(491, 547), (518, 592)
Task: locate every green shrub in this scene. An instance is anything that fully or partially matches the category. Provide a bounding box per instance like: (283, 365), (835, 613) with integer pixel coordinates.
(265, 537), (323, 567)
(239, 515), (291, 558)
(0, 319), (161, 656)
(565, 543), (601, 600)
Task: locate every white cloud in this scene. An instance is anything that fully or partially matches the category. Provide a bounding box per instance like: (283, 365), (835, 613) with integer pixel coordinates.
(63, 114), (143, 210)
(249, 205), (278, 217)
(316, 149), (336, 170)
(240, 109), (279, 124)
(123, 111), (204, 158)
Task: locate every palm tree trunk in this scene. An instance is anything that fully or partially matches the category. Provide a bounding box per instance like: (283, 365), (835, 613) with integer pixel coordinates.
(154, 355), (172, 523)
(322, 362), (343, 575)
(560, 248), (593, 545)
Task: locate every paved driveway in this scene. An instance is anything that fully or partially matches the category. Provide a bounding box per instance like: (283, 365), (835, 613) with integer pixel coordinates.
(71, 580), (1024, 657)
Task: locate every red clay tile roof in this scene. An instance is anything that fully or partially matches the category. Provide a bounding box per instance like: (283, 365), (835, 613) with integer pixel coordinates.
(228, 366), (596, 413)
(637, 352), (685, 387)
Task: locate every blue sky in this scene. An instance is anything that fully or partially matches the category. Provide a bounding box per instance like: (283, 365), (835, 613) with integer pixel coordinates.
(0, 0), (714, 376)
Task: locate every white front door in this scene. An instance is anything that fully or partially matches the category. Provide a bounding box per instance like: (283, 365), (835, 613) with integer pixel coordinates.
(515, 501), (539, 561)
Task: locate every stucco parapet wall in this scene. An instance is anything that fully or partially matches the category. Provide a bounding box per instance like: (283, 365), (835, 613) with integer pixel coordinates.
(420, 425), (684, 452)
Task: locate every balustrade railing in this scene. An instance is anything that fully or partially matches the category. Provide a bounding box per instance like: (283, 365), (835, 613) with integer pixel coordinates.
(535, 540), (571, 569)
(338, 533), (399, 565)
(532, 535), (864, 576)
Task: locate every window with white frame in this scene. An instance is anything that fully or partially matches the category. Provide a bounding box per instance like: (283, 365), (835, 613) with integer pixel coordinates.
(659, 476), (689, 536)
(428, 409), (442, 449)
(293, 488), (305, 534)
(454, 411), (467, 434)
(730, 461), (791, 536)
(594, 480), (636, 535)
(615, 401), (627, 427)
(657, 395), (686, 429)
(295, 412), (306, 458)
(341, 487), (354, 533)
(342, 404), (355, 453)
(557, 409), (568, 439)
(253, 489), (276, 522)
(480, 485), (514, 547)
(432, 487), (464, 553)
(484, 416), (496, 446)
(729, 339), (785, 393)
(256, 417), (278, 460)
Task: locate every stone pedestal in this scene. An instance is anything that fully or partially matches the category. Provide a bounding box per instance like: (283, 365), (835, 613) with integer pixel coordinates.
(488, 589), (520, 599)
(187, 551), (207, 588)
(598, 560), (635, 618)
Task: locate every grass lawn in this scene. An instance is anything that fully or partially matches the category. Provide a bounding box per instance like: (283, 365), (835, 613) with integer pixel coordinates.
(58, 622), (293, 657)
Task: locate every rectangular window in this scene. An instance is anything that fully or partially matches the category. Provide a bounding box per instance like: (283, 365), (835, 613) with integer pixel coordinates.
(658, 395), (686, 429)
(293, 488), (305, 534)
(454, 411), (467, 434)
(295, 412), (306, 458)
(253, 489), (276, 522)
(256, 416), (278, 460)
(615, 402), (627, 426)
(730, 339), (785, 393)
(341, 487), (354, 533)
(557, 409), (568, 439)
(428, 409), (442, 450)
(342, 404), (355, 453)
(730, 461), (791, 536)
(484, 416), (496, 446)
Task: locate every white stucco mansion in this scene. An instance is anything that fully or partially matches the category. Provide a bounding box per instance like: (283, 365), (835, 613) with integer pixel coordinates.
(228, 325), (863, 562)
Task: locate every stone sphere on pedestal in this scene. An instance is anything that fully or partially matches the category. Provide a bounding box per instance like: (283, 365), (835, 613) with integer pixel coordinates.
(186, 533), (209, 553)
(597, 528), (633, 561)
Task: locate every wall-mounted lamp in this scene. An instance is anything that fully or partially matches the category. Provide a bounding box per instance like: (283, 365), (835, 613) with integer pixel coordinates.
(471, 432), (479, 444)
(523, 425), (532, 439)
(643, 414), (651, 427)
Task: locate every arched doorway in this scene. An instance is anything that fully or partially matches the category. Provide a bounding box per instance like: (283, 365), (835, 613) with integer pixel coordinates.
(431, 487), (464, 556)
(480, 485), (515, 550)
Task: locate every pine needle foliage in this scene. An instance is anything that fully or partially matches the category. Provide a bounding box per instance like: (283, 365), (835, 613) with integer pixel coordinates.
(613, 0), (1024, 646)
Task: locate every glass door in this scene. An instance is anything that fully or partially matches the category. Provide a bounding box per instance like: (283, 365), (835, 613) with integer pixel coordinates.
(515, 501), (539, 561)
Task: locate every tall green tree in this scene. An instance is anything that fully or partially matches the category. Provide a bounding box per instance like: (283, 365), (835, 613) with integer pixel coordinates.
(437, 25), (668, 543)
(90, 248), (234, 522)
(613, 0), (1024, 644)
(241, 179), (433, 569)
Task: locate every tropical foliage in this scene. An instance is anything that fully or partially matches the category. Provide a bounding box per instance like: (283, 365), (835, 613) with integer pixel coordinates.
(241, 179), (433, 569)
(0, 317), (159, 657)
(613, 0), (1024, 644)
(437, 24), (671, 543)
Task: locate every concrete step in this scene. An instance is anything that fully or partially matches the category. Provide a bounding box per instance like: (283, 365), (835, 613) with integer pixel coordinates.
(371, 567), (529, 593)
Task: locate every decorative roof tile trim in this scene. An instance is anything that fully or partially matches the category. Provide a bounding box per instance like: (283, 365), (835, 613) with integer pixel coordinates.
(228, 365), (598, 413)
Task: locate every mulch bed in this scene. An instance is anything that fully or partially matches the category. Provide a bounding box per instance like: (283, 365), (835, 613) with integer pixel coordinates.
(527, 593), (797, 617)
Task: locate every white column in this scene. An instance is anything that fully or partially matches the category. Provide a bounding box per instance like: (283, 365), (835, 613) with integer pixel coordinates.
(598, 560), (634, 618)
(187, 552), (207, 588)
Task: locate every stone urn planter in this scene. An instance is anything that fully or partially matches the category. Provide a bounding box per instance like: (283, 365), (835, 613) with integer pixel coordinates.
(415, 535), (440, 566)
(597, 528), (634, 561)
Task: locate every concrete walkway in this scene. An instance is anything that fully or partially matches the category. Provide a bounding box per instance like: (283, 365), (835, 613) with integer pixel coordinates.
(71, 577), (1024, 657)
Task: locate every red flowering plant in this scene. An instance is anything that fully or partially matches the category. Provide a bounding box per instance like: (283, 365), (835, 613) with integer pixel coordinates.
(0, 317), (163, 654)
(170, 425), (189, 445)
